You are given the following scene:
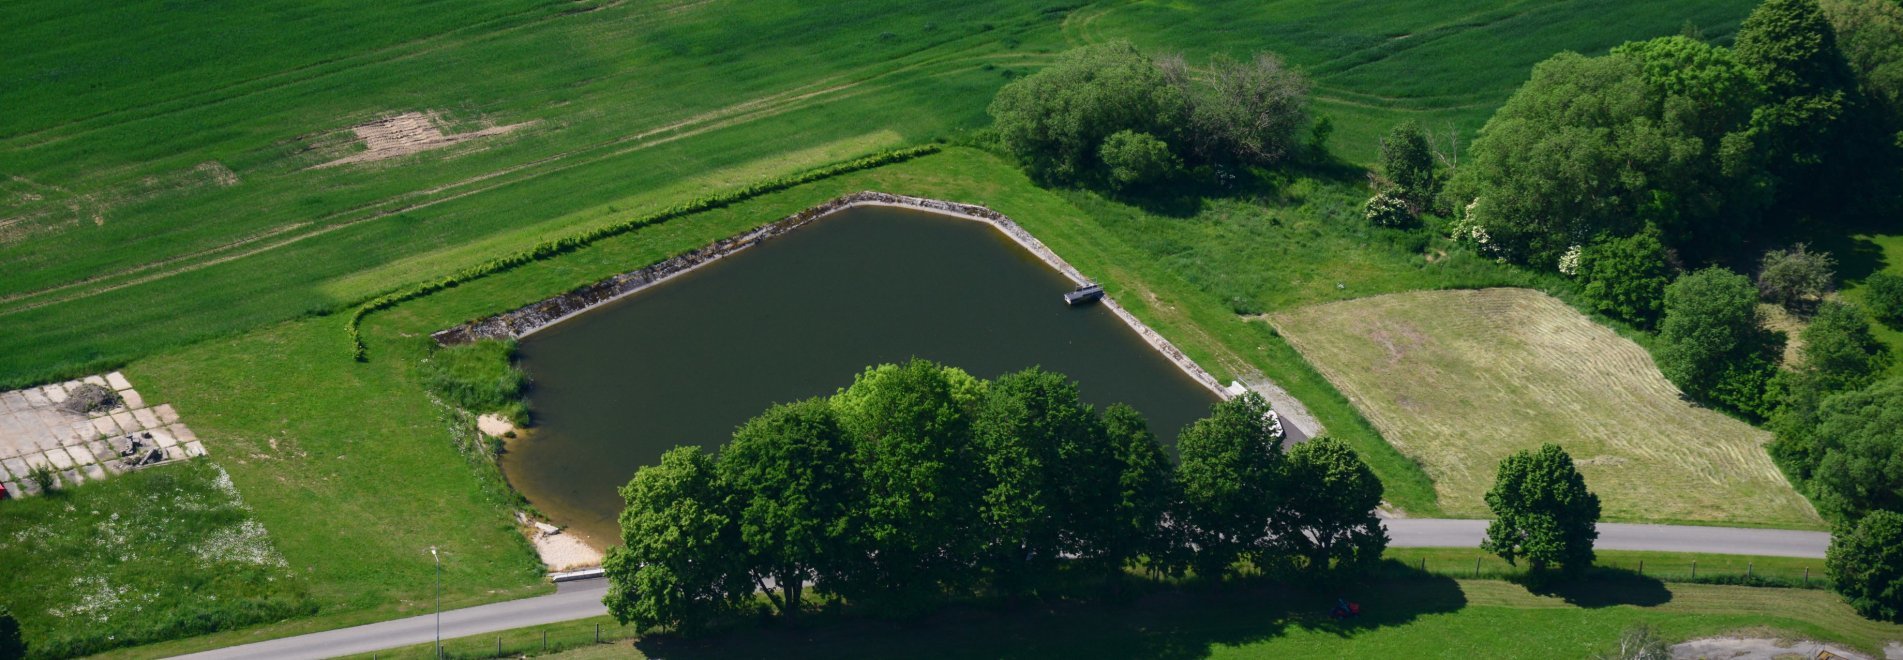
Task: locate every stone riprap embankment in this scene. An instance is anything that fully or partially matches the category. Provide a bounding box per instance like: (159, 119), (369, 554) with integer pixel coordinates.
(0, 371), (205, 496)
(432, 191), (1317, 433)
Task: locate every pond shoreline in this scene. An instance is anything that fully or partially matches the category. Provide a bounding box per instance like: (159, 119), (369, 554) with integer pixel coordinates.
(431, 191), (1232, 399)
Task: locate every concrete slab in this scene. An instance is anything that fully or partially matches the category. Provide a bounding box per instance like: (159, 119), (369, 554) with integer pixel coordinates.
(87, 440), (111, 461)
(91, 416), (121, 436)
(23, 452), (52, 471)
(21, 389), (49, 407)
(154, 431), (179, 449)
(0, 391), (27, 413)
(60, 469), (81, 487)
(111, 410), (140, 433)
(102, 460), (126, 475)
(132, 407), (160, 431)
(82, 463), (106, 482)
(164, 446), (186, 462)
(184, 441), (207, 458)
(170, 424), (198, 443)
(154, 404), (180, 425)
(2, 458), (27, 478)
(120, 388), (145, 410)
(105, 372), (132, 391)
(73, 421), (99, 441)
(42, 384), (68, 404)
(46, 449), (74, 470)
(82, 375), (108, 387)
(67, 443), (96, 466)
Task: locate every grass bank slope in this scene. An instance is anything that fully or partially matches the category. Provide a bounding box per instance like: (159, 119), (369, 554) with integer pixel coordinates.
(1269, 288), (1819, 527)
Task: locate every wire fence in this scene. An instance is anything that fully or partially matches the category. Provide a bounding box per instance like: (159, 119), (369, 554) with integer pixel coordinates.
(1379, 552), (1826, 590)
(361, 620), (638, 660)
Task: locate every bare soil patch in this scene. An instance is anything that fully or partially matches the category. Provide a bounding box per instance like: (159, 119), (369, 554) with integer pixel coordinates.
(315, 111), (536, 168)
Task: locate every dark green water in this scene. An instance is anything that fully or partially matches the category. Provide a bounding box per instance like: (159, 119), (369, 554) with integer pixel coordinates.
(506, 205), (1220, 545)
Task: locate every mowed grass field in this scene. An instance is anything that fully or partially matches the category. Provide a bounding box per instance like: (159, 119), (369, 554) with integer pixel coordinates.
(1269, 288), (1820, 527)
(0, 0), (1756, 388)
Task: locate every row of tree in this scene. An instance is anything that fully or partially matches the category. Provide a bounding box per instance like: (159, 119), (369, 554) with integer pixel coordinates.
(601, 360), (1388, 631)
(987, 41), (1319, 189)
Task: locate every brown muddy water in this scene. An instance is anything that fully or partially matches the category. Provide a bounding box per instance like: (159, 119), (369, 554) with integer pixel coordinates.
(504, 205), (1220, 545)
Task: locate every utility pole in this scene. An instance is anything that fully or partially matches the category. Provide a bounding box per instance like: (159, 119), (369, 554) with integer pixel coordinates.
(431, 546), (442, 660)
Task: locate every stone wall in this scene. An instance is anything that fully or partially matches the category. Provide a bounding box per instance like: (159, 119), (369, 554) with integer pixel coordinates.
(431, 191), (1232, 399)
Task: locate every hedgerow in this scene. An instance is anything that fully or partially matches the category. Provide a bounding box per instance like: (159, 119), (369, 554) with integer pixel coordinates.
(346, 145), (941, 360)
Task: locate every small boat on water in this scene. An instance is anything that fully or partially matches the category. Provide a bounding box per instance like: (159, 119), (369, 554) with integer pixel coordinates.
(1063, 283), (1104, 305)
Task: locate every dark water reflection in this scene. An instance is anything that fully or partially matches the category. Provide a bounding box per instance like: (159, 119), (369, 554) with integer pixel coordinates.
(506, 206), (1220, 545)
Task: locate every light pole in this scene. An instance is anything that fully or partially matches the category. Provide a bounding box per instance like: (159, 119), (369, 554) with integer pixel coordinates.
(430, 546), (441, 659)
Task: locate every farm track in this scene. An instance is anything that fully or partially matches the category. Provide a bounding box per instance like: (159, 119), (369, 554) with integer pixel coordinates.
(0, 35), (1001, 316)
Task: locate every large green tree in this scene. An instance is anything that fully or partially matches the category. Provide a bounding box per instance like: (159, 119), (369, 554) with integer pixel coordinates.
(988, 41), (1189, 184)
(717, 398), (859, 619)
(1811, 377), (1903, 520)
(1476, 445), (1598, 578)
(1482, 444), (1602, 574)
(1446, 38), (1764, 267)
(1176, 392), (1285, 579)
(1102, 403), (1179, 577)
(1576, 224), (1675, 328)
(1736, 0), (1860, 205)
(971, 367), (1116, 595)
(1828, 509), (1903, 622)
(1756, 243), (1838, 311)
(603, 446), (750, 632)
(1271, 436), (1387, 575)
(1769, 301), (1894, 481)
(1657, 267), (1785, 417)
(830, 359), (986, 612)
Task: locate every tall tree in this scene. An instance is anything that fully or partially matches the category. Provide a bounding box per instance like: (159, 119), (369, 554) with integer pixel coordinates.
(1445, 39), (1764, 267)
(717, 398), (859, 620)
(829, 359), (986, 613)
(1657, 267), (1786, 417)
(1379, 120), (1439, 212)
(603, 446), (750, 632)
(1812, 377), (1903, 520)
(971, 367), (1113, 595)
(1756, 243), (1838, 312)
(1102, 403), (1179, 577)
(1191, 53), (1312, 167)
(1272, 436), (1388, 575)
(1769, 301), (1892, 481)
(1175, 392), (1286, 579)
(1482, 444), (1602, 574)
(1736, 0), (1860, 206)
(1827, 509), (1903, 622)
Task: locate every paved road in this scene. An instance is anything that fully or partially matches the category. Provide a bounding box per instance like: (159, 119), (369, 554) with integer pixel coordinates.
(1383, 519), (1829, 558)
(174, 578), (610, 660)
(175, 520), (1829, 659)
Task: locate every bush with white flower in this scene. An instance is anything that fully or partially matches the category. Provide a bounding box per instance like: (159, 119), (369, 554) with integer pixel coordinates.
(1363, 190), (1415, 228)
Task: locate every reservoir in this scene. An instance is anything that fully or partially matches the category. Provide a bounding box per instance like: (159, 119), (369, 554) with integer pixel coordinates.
(505, 205), (1221, 545)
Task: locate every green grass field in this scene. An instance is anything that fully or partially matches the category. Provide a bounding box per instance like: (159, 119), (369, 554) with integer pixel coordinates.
(10, 0), (1855, 654)
(0, 0), (1757, 388)
(1269, 288), (1820, 527)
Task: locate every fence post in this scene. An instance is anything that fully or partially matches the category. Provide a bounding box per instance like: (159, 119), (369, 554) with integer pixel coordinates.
(1474, 557), (1480, 577)
(1805, 567), (1810, 587)
(1747, 562), (1753, 579)
(496, 636), (502, 658)
(1638, 559), (1643, 576)
(1692, 559), (1696, 579)
(1420, 557), (1426, 572)
(543, 630), (548, 652)
(595, 623), (601, 644)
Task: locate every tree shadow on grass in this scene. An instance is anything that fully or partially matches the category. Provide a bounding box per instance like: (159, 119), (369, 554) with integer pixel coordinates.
(1520, 568), (1673, 609)
(634, 571), (1466, 659)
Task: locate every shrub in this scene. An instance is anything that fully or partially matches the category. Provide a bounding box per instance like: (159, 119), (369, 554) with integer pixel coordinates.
(1379, 121), (1439, 212)
(1828, 509), (1903, 622)
(1812, 377), (1903, 520)
(1576, 226), (1672, 328)
(1758, 243), (1838, 311)
(1799, 301), (1893, 392)
(1657, 267), (1785, 417)
(1362, 190), (1414, 228)
(989, 42), (1187, 182)
(419, 340), (529, 425)
(1191, 53), (1311, 167)
(1865, 272), (1903, 328)
(1592, 624), (1670, 660)
(1099, 130), (1180, 188)
(26, 464), (56, 495)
